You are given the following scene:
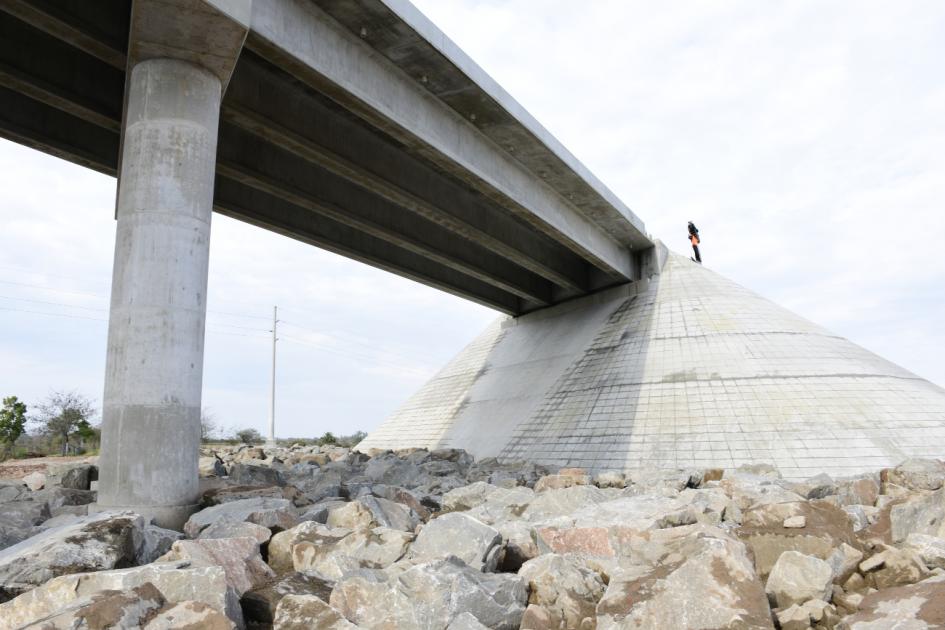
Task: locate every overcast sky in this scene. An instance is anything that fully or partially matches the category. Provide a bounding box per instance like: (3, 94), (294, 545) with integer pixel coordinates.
(1, 0), (942, 438)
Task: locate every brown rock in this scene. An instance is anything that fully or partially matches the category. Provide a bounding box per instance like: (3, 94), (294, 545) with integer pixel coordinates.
(145, 600), (235, 629)
(737, 500), (862, 578)
(273, 594), (358, 629)
(837, 578), (945, 629)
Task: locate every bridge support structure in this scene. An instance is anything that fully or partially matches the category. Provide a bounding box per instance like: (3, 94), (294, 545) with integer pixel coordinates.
(93, 0), (250, 529)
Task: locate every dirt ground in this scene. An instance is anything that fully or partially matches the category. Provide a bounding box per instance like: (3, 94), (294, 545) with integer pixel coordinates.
(0, 455), (94, 480)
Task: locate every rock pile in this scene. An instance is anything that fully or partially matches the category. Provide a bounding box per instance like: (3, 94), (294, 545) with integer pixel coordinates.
(0, 445), (944, 629)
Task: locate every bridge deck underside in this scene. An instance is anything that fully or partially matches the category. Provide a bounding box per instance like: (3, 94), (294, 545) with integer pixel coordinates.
(0, 1), (639, 316)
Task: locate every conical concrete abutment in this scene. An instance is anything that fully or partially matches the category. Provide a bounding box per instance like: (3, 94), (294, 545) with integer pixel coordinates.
(358, 243), (945, 480)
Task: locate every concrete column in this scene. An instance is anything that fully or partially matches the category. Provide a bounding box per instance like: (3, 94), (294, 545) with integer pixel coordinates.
(95, 58), (222, 529)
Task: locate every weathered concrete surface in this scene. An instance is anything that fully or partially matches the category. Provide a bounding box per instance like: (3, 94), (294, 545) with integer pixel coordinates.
(361, 250), (945, 478)
(94, 57), (223, 529)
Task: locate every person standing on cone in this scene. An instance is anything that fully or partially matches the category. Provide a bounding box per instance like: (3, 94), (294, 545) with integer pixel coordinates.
(688, 221), (702, 264)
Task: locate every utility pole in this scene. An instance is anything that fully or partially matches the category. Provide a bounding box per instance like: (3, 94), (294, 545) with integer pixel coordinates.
(267, 306), (278, 447)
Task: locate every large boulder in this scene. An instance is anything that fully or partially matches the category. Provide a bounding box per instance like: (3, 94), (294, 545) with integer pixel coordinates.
(23, 582), (166, 629)
(268, 521), (351, 574)
(21, 471), (45, 491)
(198, 519), (272, 545)
(0, 481), (29, 504)
(272, 594), (359, 629)
(293, 527), (413, 580)
(519, 486), (614, 522)
(889, 487), (945, 543)
(330, 556), (527, 629)
(836, 577), (945, 629)
(159, 537), (275, 596)
(0, 498), (50, 550)
(737, 500), (861, 578)
(764, 551), (833, 609)
(902, 533), (945, 570)
(0, 511), (144, 602)
(463, 486), (536, 526)
(719, 474), (804, 511)
(518, 554), (605, 630)
(46, 463), (96, 491)
(146, 600), (236, 629)
(229, 463), (286, 487)
(0, 561), (241, 629)
(138, 525), (184, 564)
(241, 572), (333, 628)
(858, 546), (930, 590)
(442, 482), (499, 513)
(183, 498), (299, 538)
(882, 459), (945, 492)
(596, 532), (773, 629)
(409, 513), (503, 572)
(326, 496), (418, 532)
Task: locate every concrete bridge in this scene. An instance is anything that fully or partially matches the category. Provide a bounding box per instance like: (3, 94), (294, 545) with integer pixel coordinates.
(0, 0), (653, 526)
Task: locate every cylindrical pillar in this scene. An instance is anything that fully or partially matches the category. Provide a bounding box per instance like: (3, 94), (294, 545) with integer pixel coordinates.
(96, 58), (222, 529)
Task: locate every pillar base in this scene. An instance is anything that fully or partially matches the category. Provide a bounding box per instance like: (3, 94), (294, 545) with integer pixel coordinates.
(90, 502), (199, 532)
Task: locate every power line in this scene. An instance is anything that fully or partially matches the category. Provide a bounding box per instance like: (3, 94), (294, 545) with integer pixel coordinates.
(0, 294), (106, 312)
(0, 278), (105, 299)
(0, 277), (447, 367)
(280, 333), (432, 377)
(0, 305), (107, 322)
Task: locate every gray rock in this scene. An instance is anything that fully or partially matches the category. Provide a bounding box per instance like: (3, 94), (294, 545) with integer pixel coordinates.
(0, 499), (51, 550)
(241, 572), (333, 627)
(327, 496), (418, 532)
(410, 513), (503, 572)
(596, 531), (773, 630)
(273, 594), (358, 629)
(199, 456), (227, 477)
(32, 487), (96, 511)
(268, 521), (350, 575)
(183, 497), (299, 538)
(46, 463), (95, 490)
(300, 499), (347, 524)
(0, 561), (241, 628)
(331, 556), (527, 629)
(0, 511), (144, 602)
(198, 519), (272, 545)
(859, 547), (930, 590)
(518, 554), (604, 629)
(884, 458), (945, 492)
(28, 582), (166, 629)
(293, 526), (413, 580)
(447, 612), (491, 630)
(837, 577), (945, 629)
(364, 454), (425, 487)
(137, 524), (184, 564)
(890, 487), (945, 543)
(230, 463), (286, 487)
(145, 600), (236, 629)
(764, 551), (833, 608)
(0, 481), (28, 504)
(159, 537), (275, 596)
(442, 482), (498, 512)
(826, 542), (864, 584)
(902, 533), (945, 570)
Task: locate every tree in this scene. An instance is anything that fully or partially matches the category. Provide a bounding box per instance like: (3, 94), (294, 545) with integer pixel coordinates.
(318, 431), (337, 446)
(201, 410), (218, 443)
(0, 396), (27, 458)
(35, 391), (95, 455)
(235, 427), (263, 444)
